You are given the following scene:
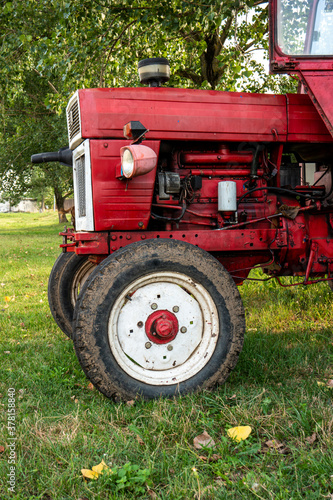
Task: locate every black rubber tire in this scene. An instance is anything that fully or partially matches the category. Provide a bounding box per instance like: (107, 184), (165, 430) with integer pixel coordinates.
(48, 253), (95, 338)
(73, 239), (245, 401)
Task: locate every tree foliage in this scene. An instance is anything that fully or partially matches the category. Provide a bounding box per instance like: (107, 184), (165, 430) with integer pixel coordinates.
(0, 0), (297, 215)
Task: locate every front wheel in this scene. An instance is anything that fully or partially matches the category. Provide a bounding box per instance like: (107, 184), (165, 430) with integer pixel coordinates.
(73, 240), (245, 400)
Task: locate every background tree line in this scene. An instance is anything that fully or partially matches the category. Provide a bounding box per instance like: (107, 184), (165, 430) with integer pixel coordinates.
(0, 0), (296, 220)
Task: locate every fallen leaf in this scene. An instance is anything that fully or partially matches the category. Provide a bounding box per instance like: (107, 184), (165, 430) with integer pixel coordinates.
(81, 468), (99, 480)
(317, 381), (326, 386)
(193, 431), (216, 449)
(264, 439), (284, 449)
(305, 433), (317, 445)
(4, 351), (10, 354)
(126, 400), (135, 406)
(252, 482), (260, 492)
(227, 426), (252, 443)
(0, 446), (5, 453)
(263, 439), (290, 454)
(92, 459), (108, 474)
(214, 477), (227, 487)
(326, 379), (333, 388)
(87, 382), (95, 391)
(227, 394), (237, 400)
(136, 434), (145, 445)
(147, 490), (157, 499)
(201, 484), (220, 496)
(74, 399), (79, 404)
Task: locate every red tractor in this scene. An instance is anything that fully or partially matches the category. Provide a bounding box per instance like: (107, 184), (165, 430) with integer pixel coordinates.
(32, 0), (333, 400)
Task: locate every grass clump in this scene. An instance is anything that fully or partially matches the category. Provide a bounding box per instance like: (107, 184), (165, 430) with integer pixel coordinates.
(0, 212), (332, 499)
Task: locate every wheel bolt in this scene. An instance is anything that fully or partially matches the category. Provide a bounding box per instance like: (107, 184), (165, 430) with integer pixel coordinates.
(151, 303), (158, 310)
(180, 326), (187, 333)
(167, 345), (173, 351)
(173, 306), (179, 313)
(137, 321), (143, 328)
(145, 342), (152, 349)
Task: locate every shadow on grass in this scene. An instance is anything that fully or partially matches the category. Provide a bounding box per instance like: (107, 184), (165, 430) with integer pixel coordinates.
(231, 326), (332, 387)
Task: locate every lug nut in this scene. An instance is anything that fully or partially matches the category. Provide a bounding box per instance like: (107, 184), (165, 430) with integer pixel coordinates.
(151, 303), (158, 310)
(145, 342), (152, 349)
(173, 306), (179, 313)
(137, 321), (143, 328)
(180, 326), (187, 333)
(167, 345), (173, 351)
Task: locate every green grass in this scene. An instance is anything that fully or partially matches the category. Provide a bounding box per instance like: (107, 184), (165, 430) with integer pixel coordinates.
(0, 212), (332, 499)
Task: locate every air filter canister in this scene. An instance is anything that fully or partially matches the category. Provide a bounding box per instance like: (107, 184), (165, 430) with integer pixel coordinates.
(218, 181), (237, 213)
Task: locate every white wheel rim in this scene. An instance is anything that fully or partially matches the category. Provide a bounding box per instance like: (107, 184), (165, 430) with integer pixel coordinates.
(71, 260), (95, 307)
(108, 271), (219, 386)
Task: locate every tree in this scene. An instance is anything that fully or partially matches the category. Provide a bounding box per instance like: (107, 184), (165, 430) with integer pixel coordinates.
(0, 1), (72, 221)
(0, 0), (297, 221)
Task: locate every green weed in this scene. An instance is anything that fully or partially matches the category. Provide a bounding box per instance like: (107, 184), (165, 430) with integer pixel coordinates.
(0, 212), (332, 499)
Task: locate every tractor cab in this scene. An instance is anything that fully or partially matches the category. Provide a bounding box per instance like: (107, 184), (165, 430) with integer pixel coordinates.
(270, 0), (333, 135)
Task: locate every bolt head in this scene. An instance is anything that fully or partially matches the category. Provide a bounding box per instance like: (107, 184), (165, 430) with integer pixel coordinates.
(180, 326), (187, 333)
(173, 306), (179, 313)
(145, 342), (152, 349)
(167, 345), (173, 351)
(155, 318), (173, 337)
(151, 303), (158, 310)
(137, 321), (143, 328)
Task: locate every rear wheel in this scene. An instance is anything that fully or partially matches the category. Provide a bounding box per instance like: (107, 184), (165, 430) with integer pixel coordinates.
(73, 240), (245, 400)
(48, 253), (96, 338)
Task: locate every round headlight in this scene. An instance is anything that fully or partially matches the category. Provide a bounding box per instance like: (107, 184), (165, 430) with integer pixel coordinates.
(122, 149), (134, 178)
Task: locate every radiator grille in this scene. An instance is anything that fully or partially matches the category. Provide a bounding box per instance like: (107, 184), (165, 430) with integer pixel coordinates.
(67, 97), (81, 143)
(75, 155), (86, 217)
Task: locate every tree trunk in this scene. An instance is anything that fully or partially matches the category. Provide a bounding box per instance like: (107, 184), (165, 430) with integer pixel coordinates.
(54, 186), (68, 223)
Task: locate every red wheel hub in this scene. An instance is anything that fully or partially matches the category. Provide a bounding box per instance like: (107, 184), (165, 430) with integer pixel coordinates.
(145, 310), (179, 344)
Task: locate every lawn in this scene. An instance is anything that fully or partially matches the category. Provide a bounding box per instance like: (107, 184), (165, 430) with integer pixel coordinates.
(0, 212), (332, 499)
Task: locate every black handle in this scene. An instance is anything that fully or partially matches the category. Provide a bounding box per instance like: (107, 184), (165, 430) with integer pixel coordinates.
(31, 147), (72, 167)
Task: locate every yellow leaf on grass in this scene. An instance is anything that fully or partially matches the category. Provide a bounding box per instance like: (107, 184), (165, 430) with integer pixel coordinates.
(81, 469), (99, 480)
(82, 459), (109, 480)
(92, 460), (109, 475)
(227, 425), (252, 442)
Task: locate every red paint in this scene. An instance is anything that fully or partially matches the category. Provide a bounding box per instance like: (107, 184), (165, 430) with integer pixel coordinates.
(90, 139), (160, 231)
(58, 1), (333, 288)
(269, 0), (333, 137)
(145, 310), (179, 344)
(78, 87), (332, 143)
